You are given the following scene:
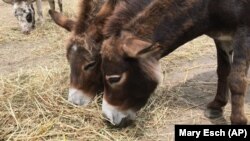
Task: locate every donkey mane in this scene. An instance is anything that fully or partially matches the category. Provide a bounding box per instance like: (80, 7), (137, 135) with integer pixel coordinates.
(104, 0), (210, 46)
(103, 0), (153, 37)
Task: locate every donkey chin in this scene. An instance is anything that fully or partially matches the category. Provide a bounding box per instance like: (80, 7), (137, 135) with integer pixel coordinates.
(68, 88), (93, 106)
(102, 98), (136, 127)
(20, 23), (34, 35)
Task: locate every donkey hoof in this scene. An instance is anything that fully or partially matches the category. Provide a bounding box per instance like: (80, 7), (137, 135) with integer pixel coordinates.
(231, 116), (248, 125)
(205, 108), (223, 119)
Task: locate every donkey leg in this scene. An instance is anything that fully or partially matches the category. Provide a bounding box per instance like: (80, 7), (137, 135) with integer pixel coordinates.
(205, 40), (232, 119)
(58, 0), (63, 12)
(36, 0), (44, 23)
(228, 27), (249, 125)
(48, 0), (56, 11)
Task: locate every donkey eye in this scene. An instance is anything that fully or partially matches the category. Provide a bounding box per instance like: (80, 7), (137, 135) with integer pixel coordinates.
(83, 61), (97, 71)
(26, 13), (32, 22)
(106, 75), (122, 84)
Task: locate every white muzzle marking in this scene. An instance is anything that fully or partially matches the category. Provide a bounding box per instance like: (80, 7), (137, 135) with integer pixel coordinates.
(68, 88), (92, 106)
(102, 98), (136, 126)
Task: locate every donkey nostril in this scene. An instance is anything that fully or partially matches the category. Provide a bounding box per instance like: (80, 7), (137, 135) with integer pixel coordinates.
(115, 117), (132, 128)
(118, 117), (129, 127)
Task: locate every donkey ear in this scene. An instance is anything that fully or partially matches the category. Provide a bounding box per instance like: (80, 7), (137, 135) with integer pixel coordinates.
(74, 0), (92, 34)
(95, 0), (117, 23)
(49, 10), (76, 32)
(3, 0), (14, 4)
(136, 43), (162, 58)
(122, 39), (162, 60)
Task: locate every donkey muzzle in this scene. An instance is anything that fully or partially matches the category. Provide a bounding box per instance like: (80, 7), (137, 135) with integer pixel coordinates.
(68, 88), (93, 106)
(102, 98), (136, 127)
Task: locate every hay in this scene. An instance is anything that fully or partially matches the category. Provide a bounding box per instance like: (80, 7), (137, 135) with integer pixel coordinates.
(0, 34), (226, 141)
(1, 0), (249, 141)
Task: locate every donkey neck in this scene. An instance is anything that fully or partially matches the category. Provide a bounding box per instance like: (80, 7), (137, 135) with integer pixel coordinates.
(122, 0), (211, 57)
(121, 0), (247, 58)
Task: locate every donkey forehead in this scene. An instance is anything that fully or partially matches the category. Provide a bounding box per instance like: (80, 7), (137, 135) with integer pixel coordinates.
(101, 31), (137, 57)
(67, 44), (97, 62)
(68, 44), (89, 55)
(102, 40), (125, 59)
(101, 49), (129, 74)
(14, 2), (31, 16)
(69, 35), (96, 49)
(14, 1), (29, 10)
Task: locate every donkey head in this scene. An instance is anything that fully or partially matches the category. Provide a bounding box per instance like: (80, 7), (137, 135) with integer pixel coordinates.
(3, 0), (36, 34)
(49, 0), (117, 106)
(101, 31), (163, 127)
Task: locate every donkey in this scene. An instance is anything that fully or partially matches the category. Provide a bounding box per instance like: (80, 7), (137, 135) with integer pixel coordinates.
(100, 0), (250, 126)
(3, 0), (63, 34)
(49, 0), (118, 105)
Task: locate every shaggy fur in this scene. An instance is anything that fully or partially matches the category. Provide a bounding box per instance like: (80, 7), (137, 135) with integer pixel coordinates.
(50, 0), (119, 104)
(101, 0), (250, 126)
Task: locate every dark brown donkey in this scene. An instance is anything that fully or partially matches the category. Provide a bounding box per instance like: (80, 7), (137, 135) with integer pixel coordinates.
(101, 0), (250, 126)
(49, 0), (118, 105)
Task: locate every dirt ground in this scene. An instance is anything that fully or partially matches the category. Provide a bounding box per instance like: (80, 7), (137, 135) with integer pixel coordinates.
(0, 1), (74, 75)
(0, 0), (249, 141)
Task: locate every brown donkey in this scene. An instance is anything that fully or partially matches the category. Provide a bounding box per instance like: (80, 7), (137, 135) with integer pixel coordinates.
(101, 0), (250, 126)
(49, 0), (118, 105)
